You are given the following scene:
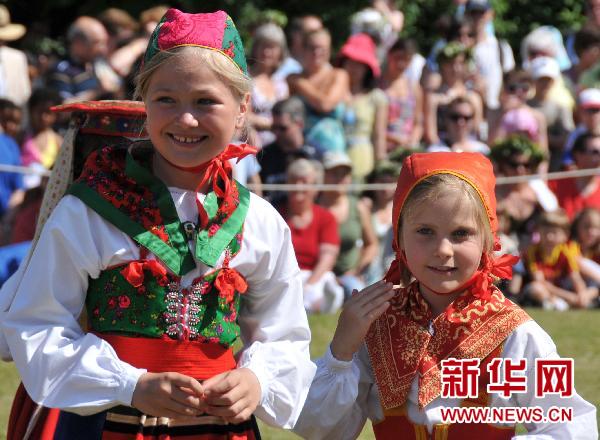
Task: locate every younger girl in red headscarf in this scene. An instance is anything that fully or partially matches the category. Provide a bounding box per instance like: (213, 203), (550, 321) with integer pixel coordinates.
(294, 152), (597, 439)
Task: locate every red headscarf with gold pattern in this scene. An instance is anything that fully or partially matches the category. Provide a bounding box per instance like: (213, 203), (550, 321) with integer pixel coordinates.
(366, 152), (529, 410)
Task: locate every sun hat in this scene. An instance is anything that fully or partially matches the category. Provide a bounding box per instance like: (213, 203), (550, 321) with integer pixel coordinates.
(579, 88), (600, 109)
(143, 8), (247, 75)
(322, 151), (353, 170)
(529, 56), (560, 80)
(0, 5), (26, 42)
(338, 33), (381, 77)
(501, 107), (540, 141)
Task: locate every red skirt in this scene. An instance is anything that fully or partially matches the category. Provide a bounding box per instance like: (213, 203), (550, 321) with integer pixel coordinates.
(7, 382), (60, 440)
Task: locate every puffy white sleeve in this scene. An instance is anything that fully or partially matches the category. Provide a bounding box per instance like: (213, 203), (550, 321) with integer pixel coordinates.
(0, 195), (146, 414)
(495, 320), (598, 439)
(293, 344), (383, 440)
(234, 195), (316, 428)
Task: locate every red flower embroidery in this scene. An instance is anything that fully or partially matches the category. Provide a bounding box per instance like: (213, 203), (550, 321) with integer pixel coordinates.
(107, 297), (117, 310)
(208, 223), (220, 237)
(214, 268), (247, 303)
(118, 295), (131, 309)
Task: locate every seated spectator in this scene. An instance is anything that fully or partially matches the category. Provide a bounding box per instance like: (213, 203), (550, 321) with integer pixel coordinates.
(566, 27), (600, 88)
(423, 42), (483, 146)
(0, 5), (31, 107)
(491, 135), (557, 248)
(48, 16), (119, 102)
(527, 57), (575, 171)
(338, 33), (387, 179)
(248, 23), (289, 148)
(258, 97), (318, 203)
(550, 132), (600, 220)
(563, 88), (600, 167)
(0, 132), (25, 240)
(21, 88), (63, 169)
(572, 207), (600, 289)
(318, 152), (378, 299)
(278, 158), (343, 313)
(274, 15), (323, 81)
(288, 28), (350, 155)
(489, 70), (548, 153)
(523, 210), (598, 309)
(380, 38), (423, 152)
(427, 96), (489, 153)
(520, 26), (575, 110)
(0, 98), (23, 143)
(362, 160), (399, 284)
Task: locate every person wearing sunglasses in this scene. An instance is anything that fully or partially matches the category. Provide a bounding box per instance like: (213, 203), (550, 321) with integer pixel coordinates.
(427, 96), (489, 153)
(423, 41), (483, 145)
(491, 135), (558, 250)
(551, 132), (600, 220)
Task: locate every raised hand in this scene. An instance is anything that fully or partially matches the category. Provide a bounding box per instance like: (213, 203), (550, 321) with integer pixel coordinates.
(201, 368), (261, 424)
(330, 280), (396, 361)
(132, 372), (206, 418)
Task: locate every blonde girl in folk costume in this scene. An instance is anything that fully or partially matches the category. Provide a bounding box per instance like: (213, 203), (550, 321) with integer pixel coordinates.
(294, 152), (597, 439)
(1, 9), (315, 439)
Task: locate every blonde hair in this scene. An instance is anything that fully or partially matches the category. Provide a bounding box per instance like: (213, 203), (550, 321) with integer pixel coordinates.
(537, 209), (570, 231)
(134, 46), (252, 102)
(397, 174), (493, 284)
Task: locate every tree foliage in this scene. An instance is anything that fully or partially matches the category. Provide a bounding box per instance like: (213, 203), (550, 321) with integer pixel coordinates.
(7, 0), (587, 60)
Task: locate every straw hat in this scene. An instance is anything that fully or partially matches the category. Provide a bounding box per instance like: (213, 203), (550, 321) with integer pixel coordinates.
(0, 6), (26, 41)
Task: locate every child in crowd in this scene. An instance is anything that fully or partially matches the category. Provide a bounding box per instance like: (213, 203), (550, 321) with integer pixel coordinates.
(1, 9), (314, 439)
(293, 152), (597, 439)
(524, 210), (598, 310)
(21, 88), (63, 169)
(0, 98), (23, 143)
(571, 207), (600, 289)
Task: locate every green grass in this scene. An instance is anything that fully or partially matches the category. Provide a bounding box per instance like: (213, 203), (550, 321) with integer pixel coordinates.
(0, 309), (598, 439)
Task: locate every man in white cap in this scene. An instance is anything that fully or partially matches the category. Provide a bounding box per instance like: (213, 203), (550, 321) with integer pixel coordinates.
(563, 88), (600, 166)
(0, 5), (31, 107)
(528, 56), (575, 171)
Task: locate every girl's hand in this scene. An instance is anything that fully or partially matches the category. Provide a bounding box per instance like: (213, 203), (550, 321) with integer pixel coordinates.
(330, 280), (396, 361)
(201, 368), (261, 424)
(132, 372), (206, 418)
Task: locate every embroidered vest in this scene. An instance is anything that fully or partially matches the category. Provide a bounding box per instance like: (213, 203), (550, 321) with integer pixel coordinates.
(372, 344), (515, 440)
(68, 145), (250, 376)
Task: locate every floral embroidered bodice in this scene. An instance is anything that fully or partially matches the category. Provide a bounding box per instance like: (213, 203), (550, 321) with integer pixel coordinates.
(69, 144), (250, 345)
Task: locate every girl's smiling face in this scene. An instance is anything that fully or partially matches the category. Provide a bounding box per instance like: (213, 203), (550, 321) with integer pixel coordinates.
(400, 190), (484, 301)
(144, 49), (248, 184)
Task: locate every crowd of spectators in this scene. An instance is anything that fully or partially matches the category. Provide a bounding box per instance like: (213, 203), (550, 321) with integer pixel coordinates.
(1, 1), (600, 313)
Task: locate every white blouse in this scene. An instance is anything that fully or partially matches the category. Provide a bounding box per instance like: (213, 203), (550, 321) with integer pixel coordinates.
(0, 189), (316, 429)
(293, 320), (598, 439)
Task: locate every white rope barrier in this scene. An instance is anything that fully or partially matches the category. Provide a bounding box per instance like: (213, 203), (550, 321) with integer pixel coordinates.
(0, 162), (598, 191)
(253, 167), (600, 192)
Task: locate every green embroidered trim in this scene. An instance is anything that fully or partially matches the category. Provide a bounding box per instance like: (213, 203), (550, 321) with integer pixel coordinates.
(69, 182), (192, 275)
(195, 182), (250, 267)
(125, 151), (195, 274)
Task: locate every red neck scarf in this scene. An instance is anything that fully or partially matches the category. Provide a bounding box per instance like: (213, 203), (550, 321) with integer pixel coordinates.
(159, 143), (257, 228)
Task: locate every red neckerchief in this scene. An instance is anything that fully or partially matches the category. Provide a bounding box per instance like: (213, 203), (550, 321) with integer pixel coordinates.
(159, 143), (257, 228)
(365, 282), (530, 410)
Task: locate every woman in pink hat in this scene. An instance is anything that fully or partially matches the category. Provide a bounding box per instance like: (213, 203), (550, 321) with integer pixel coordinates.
(338, 33), (388, 179)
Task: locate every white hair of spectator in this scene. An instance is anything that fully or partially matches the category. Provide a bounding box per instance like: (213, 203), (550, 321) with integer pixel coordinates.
(286, 158), (324, 184)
